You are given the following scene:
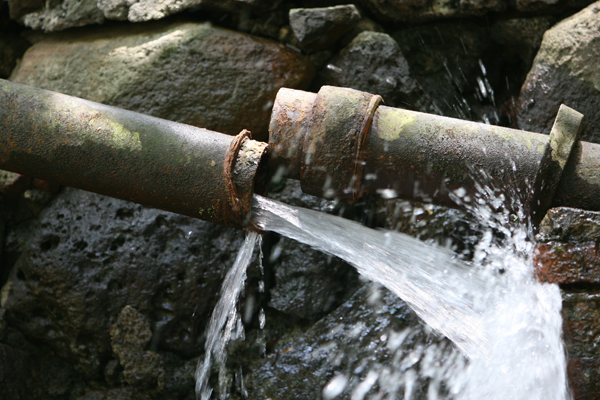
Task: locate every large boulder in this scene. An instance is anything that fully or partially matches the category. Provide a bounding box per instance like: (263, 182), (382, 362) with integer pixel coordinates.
(0, 187), (249, 381)
(10, 21), (314, 141)
(361, 0), (505, 23)
(516, 1), (600, 143)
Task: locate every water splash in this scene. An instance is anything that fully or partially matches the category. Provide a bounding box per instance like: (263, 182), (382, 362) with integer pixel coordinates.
(252, 193), (570, 399)
(252, 194), (488, 358)
(195, 231), (260, 400)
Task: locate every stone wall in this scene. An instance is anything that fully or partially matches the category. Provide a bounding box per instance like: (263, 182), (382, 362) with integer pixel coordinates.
(2, 0), (600, 398)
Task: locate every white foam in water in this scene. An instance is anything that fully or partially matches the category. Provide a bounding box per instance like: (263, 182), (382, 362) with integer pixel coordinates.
(251, 193), (570, 400)
(195, 231), (260, 400)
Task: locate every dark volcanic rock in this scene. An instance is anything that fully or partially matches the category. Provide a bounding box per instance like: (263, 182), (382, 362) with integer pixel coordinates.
(245, 283), (460, 399)
(517, 1), (600, 144)
(392, 21), (493, 119)
(319, 31), (436, 112)
(1, 187), (247, 379)
(490, 17), (554, 69)
(361, 0), (505, 23)
(268, 237), (358, 320)
(266, 180), (360, 321)
(289, 5), (361, 51)
(10, 21), (314, 141)
(0, 343), (49, 400)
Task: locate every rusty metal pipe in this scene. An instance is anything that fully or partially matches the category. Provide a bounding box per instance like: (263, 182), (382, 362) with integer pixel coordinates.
(0, 79), (267, 228)
(269, 86), (598, 220)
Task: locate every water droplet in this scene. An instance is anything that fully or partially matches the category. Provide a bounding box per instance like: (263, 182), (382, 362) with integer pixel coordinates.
(479, 59), (487, 76)
(323, 374), (348, 399)
(376, 188), (398, 199)
(259, 308), (266, 329)
(326, 64), (342, 73)
(455, 187), (467, 198)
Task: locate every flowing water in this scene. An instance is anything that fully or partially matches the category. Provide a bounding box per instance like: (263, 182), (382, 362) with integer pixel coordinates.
(197, 189), (569, 399)
(195, 231), (260, 400)
(251, 193), (569, 400)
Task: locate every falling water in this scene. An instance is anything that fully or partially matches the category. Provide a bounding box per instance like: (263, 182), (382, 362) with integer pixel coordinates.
(251, 193), (570, 400)
(195, 231), (260, 400)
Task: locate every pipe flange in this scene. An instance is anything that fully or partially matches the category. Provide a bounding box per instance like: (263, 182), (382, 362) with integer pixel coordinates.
(300, 86), (383, 203)
(224, 129), (268, 224)
(528, 104), (583, 227)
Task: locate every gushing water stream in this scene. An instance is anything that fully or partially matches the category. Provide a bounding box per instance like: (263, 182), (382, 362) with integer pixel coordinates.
(197, 192), (570, 399)
(195, 231), (260, 400)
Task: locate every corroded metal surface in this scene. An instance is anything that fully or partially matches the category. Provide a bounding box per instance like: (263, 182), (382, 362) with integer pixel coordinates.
(554, 140), (600, 211)
(269, 86), (382, 202)
(300, 86), (383, 202)
(269, 86), (600, 218)
(0, 79), (266, 228)
(527, 104), (583, 226)
(269, 88), (317, 181)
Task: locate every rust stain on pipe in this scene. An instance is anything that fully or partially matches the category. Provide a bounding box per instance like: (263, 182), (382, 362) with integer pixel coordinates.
(0, 79), (267, 228)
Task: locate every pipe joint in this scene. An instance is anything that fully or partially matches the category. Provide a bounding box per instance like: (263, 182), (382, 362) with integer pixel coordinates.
(270, 86), (382, 203)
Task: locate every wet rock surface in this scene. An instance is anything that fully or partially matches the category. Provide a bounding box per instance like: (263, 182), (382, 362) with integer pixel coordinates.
(517, 1), (600, 143)
(289, 5), (360, 51)
(267, 237), (358, 320)
(535, 242), (600, 284)
(392, 21), (497, 119)
(245, 283), (458, 400)
(319, 31), (436, 112)
(535, 206), (600, 400)
(10, 21), (314, 140)
(562, 293), (600, 399)
(534, 207), (600, 284)
(265, 180), (360, 321)
(537, 207), (600, 243)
